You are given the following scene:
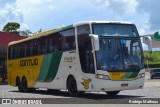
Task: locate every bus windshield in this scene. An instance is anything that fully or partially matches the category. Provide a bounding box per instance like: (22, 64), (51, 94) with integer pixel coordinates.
(96, 38), (143, 72)
(92, 24), (143, 72)
(92, 23), (138, 37)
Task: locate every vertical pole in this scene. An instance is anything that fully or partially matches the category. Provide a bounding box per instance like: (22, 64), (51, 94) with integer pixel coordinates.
(147, 59), (149, 71)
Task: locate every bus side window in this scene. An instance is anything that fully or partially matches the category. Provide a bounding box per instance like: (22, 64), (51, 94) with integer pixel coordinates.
(18, 43), (25, 58)
(48, 33), (61, 52)
(12, 46), (15, 59)
(60, 28), (75, 51)
(26, 41), (31, 57)
(39, 37), (46, 54)
(28, 41), (32, 56)
(15, 46), (20, 59)
(49, 37), (53, 52)
(32, 40), (39, 56)
(45, 38), (49, 53)
(8, 46), (12, 59)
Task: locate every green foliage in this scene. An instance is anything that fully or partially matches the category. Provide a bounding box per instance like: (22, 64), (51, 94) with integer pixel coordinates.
(2, 22), (20, 34)
(144, 51), (160, 68)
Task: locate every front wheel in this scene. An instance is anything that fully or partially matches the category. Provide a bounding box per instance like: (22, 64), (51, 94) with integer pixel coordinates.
(106, 91), (120, 96)
(67, 77), (82, 97)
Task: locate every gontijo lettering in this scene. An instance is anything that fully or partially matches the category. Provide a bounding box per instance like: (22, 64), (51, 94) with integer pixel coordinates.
(20, 58), (38, 67)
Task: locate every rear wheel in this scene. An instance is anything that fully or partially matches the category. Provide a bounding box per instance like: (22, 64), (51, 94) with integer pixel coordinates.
(67, 76), (82, 96)
(16, 77), (23, 92)
(106, 91), (120, 96)
(22, 77), (28, 93)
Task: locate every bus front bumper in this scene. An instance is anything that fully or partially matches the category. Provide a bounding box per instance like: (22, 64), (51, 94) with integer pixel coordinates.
(93, 77), (144, 92)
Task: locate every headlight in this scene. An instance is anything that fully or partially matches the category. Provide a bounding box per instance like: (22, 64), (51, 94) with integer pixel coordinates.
(96, 74), (111, 80)
(137, 73), (145, 79)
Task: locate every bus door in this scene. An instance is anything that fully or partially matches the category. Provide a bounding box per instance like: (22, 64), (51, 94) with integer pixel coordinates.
(77, 25), (96, 90)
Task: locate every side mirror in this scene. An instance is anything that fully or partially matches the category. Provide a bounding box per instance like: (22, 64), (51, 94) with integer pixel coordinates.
(143, 36), (152, 53)
(89, 34), (99, 51)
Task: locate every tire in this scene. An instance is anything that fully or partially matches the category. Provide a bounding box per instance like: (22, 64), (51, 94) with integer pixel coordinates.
(16, 78), (23, 92)
(151, 76), (153, 79)
(106, 91), (120, 96)
(67, 76), (81, 96)
(22, 77), (28, 93)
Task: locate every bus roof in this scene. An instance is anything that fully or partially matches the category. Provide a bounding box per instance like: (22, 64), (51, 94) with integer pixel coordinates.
(9, 21), (134, 46)
(73, 21), (134, 26)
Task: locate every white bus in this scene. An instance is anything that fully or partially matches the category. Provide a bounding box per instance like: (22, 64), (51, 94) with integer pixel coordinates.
(8, 21), (145, 96)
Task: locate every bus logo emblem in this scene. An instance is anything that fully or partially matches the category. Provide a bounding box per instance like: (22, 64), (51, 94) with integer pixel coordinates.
(81, 78), (92, 89)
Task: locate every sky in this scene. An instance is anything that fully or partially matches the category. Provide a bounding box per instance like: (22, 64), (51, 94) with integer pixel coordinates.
(0, 0), (159, 50)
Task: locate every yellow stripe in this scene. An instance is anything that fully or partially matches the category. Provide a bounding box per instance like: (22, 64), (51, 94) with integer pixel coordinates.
(108, 72), (126, 80)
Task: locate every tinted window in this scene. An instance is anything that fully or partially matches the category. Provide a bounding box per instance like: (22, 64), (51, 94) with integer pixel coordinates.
(8, 46), (11, 59)
(19, 43), (25, 58)
(77, 24), (95, 73)
(8, 28), (76, 59)
(32, 40), (39, 55)
(39, 37), (47, 54)
(48, 33), (63, 52)
(60, 28), (75, 50)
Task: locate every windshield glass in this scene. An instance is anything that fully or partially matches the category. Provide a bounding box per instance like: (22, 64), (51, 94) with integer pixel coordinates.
(92, 23), (138, 37)
(96, 38), (124, 71)
(96, 38), (143, 72)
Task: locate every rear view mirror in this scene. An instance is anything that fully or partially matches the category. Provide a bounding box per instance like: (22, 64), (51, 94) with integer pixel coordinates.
(143, 36), (152, 53)
(89, 34), (99, 51)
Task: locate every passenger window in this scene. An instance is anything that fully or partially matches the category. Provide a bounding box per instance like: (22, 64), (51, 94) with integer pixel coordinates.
(60, 28), (75, 51)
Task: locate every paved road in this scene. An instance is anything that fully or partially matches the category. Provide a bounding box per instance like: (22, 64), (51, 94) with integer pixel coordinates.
(0, 72), (160, 104)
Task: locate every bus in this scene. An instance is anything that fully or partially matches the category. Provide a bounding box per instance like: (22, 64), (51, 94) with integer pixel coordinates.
(8, 21), (145, 96)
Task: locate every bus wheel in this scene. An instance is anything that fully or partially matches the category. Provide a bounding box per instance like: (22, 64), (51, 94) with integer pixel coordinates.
(16, 78), (23, 92)
(22, 77), (28, 93)
(67, 76), (80, 96)
(106, 91), (120, 96)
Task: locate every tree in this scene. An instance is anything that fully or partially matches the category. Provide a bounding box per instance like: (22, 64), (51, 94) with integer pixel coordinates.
(19, 30), (32, 37)
(2, 22), (20, 34)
